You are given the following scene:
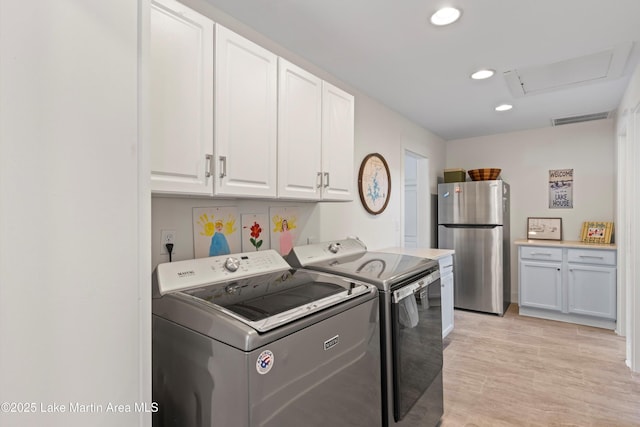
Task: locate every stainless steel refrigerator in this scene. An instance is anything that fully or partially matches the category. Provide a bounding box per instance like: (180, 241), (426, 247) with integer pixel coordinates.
(437, 180), (510, 316)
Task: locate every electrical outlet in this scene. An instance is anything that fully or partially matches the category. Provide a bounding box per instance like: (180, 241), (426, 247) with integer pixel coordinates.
(160, 230), (176, 255)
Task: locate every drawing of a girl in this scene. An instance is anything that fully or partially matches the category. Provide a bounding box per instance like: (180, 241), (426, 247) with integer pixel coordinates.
(279, 219), (293, 255)
(209, 220), (230, 256)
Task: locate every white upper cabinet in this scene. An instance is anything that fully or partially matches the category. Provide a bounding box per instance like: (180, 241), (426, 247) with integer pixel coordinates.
(214, 25), (278, 198)
(277, 60), (355, 201)
(149, 2), (352, 201)
(277, 59), (323, 199)
(321, 82), (355, 201)
(150, 0), (214, 195)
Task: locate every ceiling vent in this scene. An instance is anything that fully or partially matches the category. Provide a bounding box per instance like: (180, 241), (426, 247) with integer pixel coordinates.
(552, 111), (611, 126)
(504, 42), (633, 97)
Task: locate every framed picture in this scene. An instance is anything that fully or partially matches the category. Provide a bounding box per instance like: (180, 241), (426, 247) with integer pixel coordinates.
(580, 221), (614, 244)
(358, 153), (391, 215)
(527, 217), (562, 240)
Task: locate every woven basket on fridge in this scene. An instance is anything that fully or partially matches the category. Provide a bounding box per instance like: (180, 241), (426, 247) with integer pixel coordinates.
(467, 168), (501, 181)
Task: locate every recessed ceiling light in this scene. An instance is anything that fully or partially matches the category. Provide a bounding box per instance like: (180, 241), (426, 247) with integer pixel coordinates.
(430, 7), (462, 26)
(471, 69), (495, 80)
(495, 104), (513, 112)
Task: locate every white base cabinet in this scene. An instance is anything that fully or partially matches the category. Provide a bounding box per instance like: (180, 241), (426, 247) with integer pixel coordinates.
(439, 255), (454, 338)
(517, 242), (616, 329)
(568, 262), (616, 319)
(519, 247), (563, 311)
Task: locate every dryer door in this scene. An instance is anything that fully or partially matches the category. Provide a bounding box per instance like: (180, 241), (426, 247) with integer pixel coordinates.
(391, 278), (443, 422)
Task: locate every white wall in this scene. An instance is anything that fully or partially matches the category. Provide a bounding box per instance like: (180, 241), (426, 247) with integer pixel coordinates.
(151, 198), (321, 267)
(615, 64), (640, 372)
(0, 1), (150, 426)
(446, 119), (616, 301)
(318, 96), (445, 250)
(150, 0), (447, 268)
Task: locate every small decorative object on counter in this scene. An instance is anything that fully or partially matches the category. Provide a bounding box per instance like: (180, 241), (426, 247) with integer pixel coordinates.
(580, 221), (614, 244)
(527, 217), (562, 240)
(468, 168), (501, 181)
(444, 168), (466, 183)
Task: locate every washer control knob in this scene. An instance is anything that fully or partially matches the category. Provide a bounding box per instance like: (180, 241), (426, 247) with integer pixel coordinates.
(224, 257), (240, 272)
(328, 242), (341, 253)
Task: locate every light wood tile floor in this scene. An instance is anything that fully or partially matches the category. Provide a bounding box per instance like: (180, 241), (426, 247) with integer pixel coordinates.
(439, 304), (640, 427)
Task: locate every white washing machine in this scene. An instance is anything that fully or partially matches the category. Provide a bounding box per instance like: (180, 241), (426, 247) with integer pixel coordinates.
(152, 249), (382, 426)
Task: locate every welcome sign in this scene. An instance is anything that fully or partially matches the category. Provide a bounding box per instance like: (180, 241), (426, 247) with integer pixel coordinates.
(549, 169), (573, 209)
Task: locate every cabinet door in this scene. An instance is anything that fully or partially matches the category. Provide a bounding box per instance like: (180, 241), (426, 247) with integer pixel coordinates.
(214, 26), (277, 197)
(441, 273), (454, 338)
(439, 255), (454, 338)
(568, 264), (616, 319)
(519, 261), (562, 311)
(150, 0), (214, 195)
(277, 59), (322, 199)
(321, 82), (354, 201)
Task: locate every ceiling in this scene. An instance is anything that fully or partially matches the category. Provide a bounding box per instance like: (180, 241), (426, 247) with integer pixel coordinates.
(203, 0), (640, 140)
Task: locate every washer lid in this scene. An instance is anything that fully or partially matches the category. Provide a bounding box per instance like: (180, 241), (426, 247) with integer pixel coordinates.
(153, 268), (375, 336)
(180, 269), (373, 332)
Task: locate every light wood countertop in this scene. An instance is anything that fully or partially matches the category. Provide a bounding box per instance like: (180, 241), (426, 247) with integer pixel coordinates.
(513, 239), (616, 250)
(377, 247), (455, 260)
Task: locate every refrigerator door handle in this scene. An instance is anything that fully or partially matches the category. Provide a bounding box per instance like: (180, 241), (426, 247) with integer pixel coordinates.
(440, 224), (500, 229)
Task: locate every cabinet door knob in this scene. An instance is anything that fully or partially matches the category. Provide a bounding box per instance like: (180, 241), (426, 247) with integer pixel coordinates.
(317, 172), (322, 189)
(323, 172), (330, 188)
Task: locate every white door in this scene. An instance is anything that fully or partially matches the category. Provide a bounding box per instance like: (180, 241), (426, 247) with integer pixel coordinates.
(277, 59), (322, 199)
(321, 82), (354, 201)
(404, 154), (418, 247)
(149, 0), (214, 195)
(214, 25), (278, 197)
(403, 151), (430, 248)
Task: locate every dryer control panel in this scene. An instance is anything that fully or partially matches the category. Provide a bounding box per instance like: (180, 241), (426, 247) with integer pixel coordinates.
(287, 238), (367, 266)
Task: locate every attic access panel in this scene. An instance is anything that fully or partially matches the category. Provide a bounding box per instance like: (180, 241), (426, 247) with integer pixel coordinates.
(504, 42), (632, 97)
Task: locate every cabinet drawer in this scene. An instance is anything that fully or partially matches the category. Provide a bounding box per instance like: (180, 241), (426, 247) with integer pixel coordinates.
(567, 249), (616, 266)
(438, 255), (453, 277)
(440, 264), (453, 277)
(520, 246), (562, 261)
